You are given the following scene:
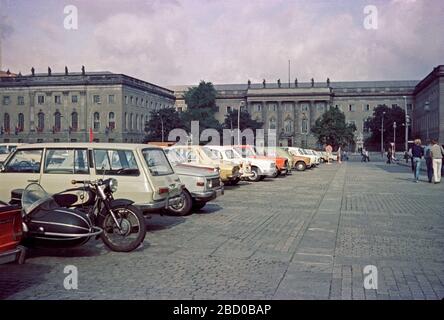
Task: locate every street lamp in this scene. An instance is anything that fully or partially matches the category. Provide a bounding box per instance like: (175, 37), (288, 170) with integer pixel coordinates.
(157, 112), (164, 142)
(424, 101), (430, 141)
(403, 96), (408, 152)
(302, 112), (308, 148)
(381, 111), (386, 157)
(393, 121), (397, 155)
(237, 101), (245, 145)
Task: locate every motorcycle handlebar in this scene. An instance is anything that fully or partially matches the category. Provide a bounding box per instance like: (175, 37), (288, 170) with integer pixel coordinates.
(71, 179), (92, 185)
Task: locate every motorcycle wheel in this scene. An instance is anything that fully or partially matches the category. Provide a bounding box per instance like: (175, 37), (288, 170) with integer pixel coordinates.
(100, 204), (146, 252)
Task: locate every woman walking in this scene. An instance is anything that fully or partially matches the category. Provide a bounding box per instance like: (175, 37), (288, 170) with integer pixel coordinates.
(411, 139), (424, 182)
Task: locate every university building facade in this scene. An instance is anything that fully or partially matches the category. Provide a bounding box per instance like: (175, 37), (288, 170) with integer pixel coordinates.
(0, 69), (175, 143)
(171, 65), (443, 151)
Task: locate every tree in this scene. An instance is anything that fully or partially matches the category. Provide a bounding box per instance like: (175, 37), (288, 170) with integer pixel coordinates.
(144, 108), (184, 142)
(223, 109), (263, 132)
(364, 104), (405, 151)
(311, 106), (356, 149)
(181, 81), (221, 133)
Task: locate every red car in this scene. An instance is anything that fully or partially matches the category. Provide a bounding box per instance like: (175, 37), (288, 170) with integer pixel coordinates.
(0, 202), (26, 264)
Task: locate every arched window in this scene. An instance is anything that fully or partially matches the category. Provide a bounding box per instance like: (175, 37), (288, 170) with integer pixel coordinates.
(71, 112), (78, 131)
(3, 113), (10, 133)
(93, 112), (100, 131)
(301, 118), (308, 133)
(124, 112), (127, 131)
(284, 118), (293, 133)
(37, 112), (45, 132)
(268, 117), (276, 130)
(108, 112), (115, 130)
(54, 111), (61, 132)
(140, 116), (143, 132)
(18, 113), (24, 132)
(135, 115), (139, 131)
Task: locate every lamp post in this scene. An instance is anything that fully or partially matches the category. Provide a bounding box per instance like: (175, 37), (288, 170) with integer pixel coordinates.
(393, 121), (397, 156)
(403, 96), (408, 152)
(381, 111), (386, 157)
(302, 112), (308, 148)
(157, 112), (164, 142)
(237, 100), (245, 144)
(424, 101), (430, 141)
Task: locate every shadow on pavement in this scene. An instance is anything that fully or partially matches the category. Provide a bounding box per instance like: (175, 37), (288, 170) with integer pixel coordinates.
(375, 164), (412, 174)
(193, 203), (223, 215)
(0, 263), (53, 300)
(145, 214), (186, 232)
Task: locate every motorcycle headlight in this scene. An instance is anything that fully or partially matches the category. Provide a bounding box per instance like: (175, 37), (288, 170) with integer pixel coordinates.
(109, 178), (118, 192)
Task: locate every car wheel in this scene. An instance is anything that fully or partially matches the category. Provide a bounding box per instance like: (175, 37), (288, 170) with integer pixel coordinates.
(295, 161), (306, 171)
(271, 167), (279, 178)
(168, 190), (193, 216)
(247, 167), (261, 182)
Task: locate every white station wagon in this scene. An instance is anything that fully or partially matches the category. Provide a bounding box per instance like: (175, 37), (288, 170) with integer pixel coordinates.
(0, 143), (183, 213)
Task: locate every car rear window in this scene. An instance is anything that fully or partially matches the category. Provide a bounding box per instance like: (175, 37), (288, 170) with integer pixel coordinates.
(142, 148), (174, 176)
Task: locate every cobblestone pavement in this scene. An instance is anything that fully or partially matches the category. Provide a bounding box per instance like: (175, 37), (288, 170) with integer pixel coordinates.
(1, 159), (444, 300)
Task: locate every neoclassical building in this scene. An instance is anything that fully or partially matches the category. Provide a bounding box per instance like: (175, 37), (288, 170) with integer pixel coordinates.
(170, 65), (444, 151)
(0, 68), (175, 143)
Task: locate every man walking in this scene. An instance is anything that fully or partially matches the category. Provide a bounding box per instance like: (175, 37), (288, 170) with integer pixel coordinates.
(430, 139), (444, 184)
(424, 140), (434, 183)
(411, 139), (424, 182)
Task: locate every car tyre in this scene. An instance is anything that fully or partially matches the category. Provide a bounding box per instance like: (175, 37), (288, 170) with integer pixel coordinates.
(168, 190), (193, 216)
(247, 167), (261, 182)
(295, 161), (306, 171)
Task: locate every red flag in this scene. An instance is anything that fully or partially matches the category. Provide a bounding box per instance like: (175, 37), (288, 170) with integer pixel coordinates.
(89, 128), (94, 142)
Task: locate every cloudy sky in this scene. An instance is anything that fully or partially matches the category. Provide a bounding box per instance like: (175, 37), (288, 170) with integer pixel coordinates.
(0, 0), (443, 86)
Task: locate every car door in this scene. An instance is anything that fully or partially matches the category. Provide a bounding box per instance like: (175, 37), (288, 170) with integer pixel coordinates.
(0, 148), (44, 201)
(39, 148), (91, 194)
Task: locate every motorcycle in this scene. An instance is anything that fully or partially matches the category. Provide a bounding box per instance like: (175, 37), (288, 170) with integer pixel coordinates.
(13, 178), (146, 252)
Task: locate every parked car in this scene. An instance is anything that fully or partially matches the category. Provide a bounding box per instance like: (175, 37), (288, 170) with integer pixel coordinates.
(259, 147), (294, 173)
(165, 149), (224, 215)
(0, 143), (20, 165)
(233, 145), (288, 177)
(202, 145), (254, 181)
(0, 143), (184, 214)
(288, 147), (319, 167)
(167, 145), (241, 185)
(0, 201), (26, 264)
(281, 147), (312, 171)
(223, 146), (277, 182)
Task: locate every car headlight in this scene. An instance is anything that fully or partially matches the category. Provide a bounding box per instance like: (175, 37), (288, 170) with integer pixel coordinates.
(109, 178), (118, 192)
(208, 179), (213, 189)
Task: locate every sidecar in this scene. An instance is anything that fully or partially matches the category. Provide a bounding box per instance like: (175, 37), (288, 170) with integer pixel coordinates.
(0, 202), (26, 264)
(18, 183), (102, 248)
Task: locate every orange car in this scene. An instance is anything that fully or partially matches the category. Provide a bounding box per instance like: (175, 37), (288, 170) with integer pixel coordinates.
(233, 145), (289, 177)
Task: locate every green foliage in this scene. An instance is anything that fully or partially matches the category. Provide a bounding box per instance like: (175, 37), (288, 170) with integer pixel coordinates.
(311, 106), (356, 149)
(223, 109), (263, 132)
(144, 108), (184, 142)
(181, 81), (221, 132)
(364, 104), (405, 150)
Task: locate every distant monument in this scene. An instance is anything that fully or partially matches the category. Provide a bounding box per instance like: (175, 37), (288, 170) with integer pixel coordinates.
(247, 79), (251, 88)
(277, 79), (281, 88)
(262, 79), (266, 88)
(81, 65), (85, 75)
(327, 78), (330, 87)
(311, 78), (314, 87)
(65, 66), (69, 75)
(48, 67), (51, 76)
(295, 78), (298, 87)
(31, 67), (35, 76)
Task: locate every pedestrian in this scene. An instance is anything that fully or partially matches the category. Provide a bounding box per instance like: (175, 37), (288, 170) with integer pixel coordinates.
(325, 144), (333, 164)
(361, 148), (366, 162)
(386, 147), (392, 164)
(337, 146), (342, 164)
(424, 140), (433, 183)
(365, 149), (370, 162)
(411, 139), (424, 182)
(430, 139), (444, 184)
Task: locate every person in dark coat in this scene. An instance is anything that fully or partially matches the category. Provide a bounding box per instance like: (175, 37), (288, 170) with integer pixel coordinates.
(411, 139), (424, 182)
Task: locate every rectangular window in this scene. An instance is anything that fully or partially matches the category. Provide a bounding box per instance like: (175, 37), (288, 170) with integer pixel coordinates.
(108, 95), (115, 104)
(54, 95), (61, 104)
(142, 148), (174, 176)
(4, 149), (43, 173)
(227, 106), (231, 113)
(125, 96), (128, 104)
(17, 96), (25, 105)
(94, 149), (140, 176)
(177, 107), (183, 112)
(93, 95), (101, 104)
(349, 105), (355, 112)
(365, 104), (370, 111)
(72, 95), (78, 103)
(130, 96), (134, 104)
(255, 105), (262, 112)
(2, 96), (11, 105)
(37, 95), (45, 104)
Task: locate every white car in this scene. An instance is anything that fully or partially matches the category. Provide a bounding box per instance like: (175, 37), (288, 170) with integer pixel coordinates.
(208, 145), (276, 182)
(0, 143), (21, 165)
(303, 149), (321, 165)
(202, 145), (254, 180)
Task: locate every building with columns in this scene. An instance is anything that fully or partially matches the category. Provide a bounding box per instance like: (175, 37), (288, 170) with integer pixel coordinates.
(0, 69), (175, 143)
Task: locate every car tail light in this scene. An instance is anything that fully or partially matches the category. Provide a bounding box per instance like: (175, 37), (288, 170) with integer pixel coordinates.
(12, 215), (23, 241)
(158, 187), (169, 194)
